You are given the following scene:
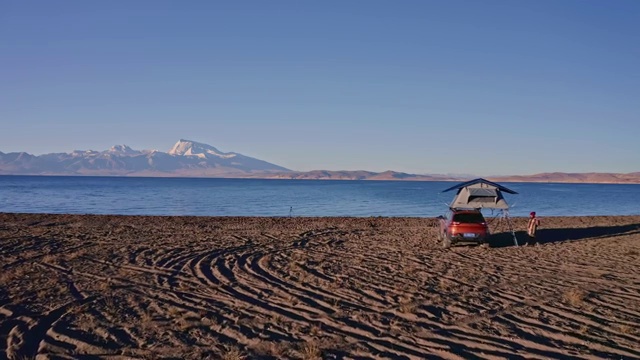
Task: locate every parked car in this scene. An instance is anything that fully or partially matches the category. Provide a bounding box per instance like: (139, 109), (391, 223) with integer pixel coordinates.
(437, 208), (489, 248)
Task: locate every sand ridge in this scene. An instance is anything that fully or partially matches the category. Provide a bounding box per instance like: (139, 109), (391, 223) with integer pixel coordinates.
(1, 213), (639, 359)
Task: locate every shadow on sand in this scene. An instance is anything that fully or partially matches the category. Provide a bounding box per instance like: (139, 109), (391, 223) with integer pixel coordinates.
(488, 224), (640, 248)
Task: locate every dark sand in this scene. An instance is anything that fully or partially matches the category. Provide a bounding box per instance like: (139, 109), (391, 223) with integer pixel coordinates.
(1, 213), (639, 359)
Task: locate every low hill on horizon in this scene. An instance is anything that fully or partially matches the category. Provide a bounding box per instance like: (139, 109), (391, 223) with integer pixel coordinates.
(488, 172), (640, 184)
(253, 170), (469, 182)
(254, 170), (640, 183)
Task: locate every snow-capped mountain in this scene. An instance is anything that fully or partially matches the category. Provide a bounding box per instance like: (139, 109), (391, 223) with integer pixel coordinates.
(168, 139), (236, 159)
(0, 140), (290, 176)
(167, 139), (231, 159)
(106, 145), (141, 156)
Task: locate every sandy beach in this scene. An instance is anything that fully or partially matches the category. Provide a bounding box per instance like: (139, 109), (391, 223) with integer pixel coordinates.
(1, 213), (639, 359)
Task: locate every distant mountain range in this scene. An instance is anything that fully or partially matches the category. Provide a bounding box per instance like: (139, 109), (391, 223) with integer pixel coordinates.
(0, 140), (289, 177)
(1, 140), (639, 183)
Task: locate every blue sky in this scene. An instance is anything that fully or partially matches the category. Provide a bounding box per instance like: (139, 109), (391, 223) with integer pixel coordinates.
(1, 1), (638, 176)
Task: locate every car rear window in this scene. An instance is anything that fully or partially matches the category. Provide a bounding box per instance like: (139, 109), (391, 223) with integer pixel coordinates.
(453, 213), (485, 223)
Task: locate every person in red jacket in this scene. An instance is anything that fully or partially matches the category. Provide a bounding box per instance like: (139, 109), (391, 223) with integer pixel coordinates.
(527, 211), (541, 246)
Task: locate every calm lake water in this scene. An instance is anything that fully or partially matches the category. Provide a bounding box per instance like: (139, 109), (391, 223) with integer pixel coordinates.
(1, 176), (639, 217)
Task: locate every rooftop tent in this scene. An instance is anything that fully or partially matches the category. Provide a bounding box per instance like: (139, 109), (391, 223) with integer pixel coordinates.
(442, 178), (517, 210)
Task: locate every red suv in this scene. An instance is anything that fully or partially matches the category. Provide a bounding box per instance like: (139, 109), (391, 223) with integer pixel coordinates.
(437, 208), (489, 248)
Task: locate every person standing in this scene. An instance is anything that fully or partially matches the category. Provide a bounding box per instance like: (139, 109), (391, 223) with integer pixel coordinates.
(527, 211), (541, 245)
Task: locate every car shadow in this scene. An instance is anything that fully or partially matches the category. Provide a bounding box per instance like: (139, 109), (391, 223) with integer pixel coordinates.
(488, 224), (640, 248)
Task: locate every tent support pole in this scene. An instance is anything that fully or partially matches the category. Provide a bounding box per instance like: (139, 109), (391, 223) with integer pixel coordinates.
(505, 213), (518, 246)
(489, 210), (518, 247)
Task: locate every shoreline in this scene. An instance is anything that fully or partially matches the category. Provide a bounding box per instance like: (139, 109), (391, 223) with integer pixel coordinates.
(2, 212), (640, 225)
(3, 211), (640, 217)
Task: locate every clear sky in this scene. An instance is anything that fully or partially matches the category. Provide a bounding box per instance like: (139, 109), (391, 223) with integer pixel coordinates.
(1, 1), (638, 176)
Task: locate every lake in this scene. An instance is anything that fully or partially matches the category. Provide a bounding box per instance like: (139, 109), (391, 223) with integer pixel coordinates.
(1, 176), (639, 217)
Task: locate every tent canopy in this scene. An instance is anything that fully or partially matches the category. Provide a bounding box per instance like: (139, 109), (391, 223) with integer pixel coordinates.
(442, 178), (517, 210)
(442, 178), (518, 194)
